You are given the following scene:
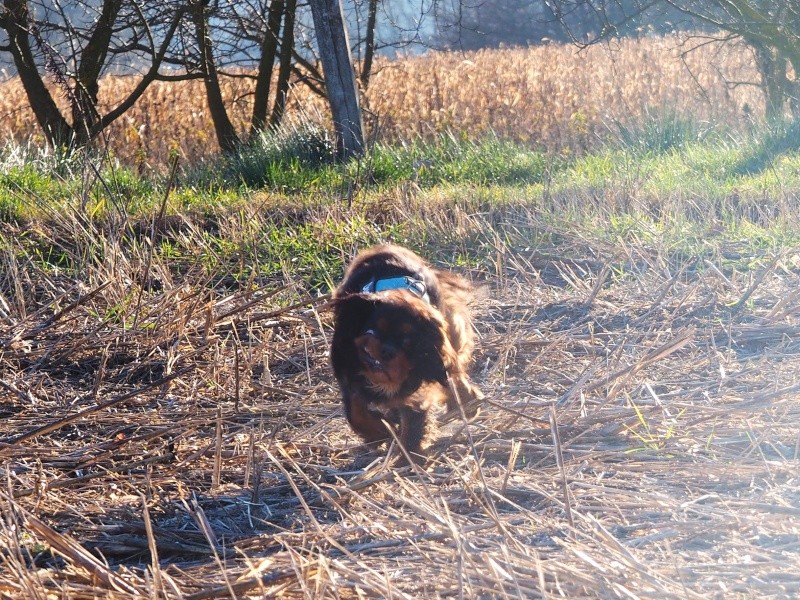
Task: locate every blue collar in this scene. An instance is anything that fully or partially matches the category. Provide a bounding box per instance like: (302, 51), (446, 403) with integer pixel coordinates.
(361, 276), (430, 303)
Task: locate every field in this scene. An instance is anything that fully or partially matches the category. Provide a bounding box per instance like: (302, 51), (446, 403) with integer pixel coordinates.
(0, 35), (763, 168)
(2, 34), (800, 599)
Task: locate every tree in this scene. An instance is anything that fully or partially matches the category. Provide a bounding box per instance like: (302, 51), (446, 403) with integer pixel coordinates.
(189, 0), (239, 152)
(250, 0), (286, 135)
(546, 0), (800, 121)
(663, 0), (800, 121)
(270, 0), (297, 127)
(180, 0), (363, 157)
(0, 0), (396, 158)
(183, 0), (303, 144)
(0, 0), (188, 148)
(309, 0), (364, 159)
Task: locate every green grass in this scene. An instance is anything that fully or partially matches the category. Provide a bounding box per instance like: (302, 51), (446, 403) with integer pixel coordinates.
(356, 135), (555, 187)
(3, 117), (800, 293)
(605, 107), (713, 156)
(190, 129), (555, 192)
(211, 124), (338, 190)
(0, 145), (155, 221)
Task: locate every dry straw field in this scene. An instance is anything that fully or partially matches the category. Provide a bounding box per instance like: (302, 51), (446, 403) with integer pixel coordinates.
(1, 193), (799, 597)
(1, 34), (799, 600)
(1, 35), (763, 167)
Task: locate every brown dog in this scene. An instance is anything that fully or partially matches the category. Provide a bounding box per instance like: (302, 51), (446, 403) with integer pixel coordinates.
(330, 245), (483, 461)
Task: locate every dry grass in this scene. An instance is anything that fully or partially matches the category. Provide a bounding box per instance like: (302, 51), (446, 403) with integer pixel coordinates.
(1, 35), (763, 168)
(1, 195), (799, 598)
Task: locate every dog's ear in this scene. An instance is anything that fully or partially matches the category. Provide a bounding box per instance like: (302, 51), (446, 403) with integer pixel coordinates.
(330, 294), (375, 373)
(412, 309), (457, 387)
(331, 294), (373, 330)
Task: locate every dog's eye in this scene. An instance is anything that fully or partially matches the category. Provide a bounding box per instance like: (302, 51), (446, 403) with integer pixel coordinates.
(401, 335), (412, 349)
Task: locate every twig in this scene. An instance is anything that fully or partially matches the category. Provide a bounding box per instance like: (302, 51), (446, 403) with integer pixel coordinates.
(25, 514), (140, 595)
(586, 329), (695, 399)
(3, 365), (195, 447)
(730, 251), (786, 313)
(549, 404), (574, 533)
(1, 281), (112, 349)
(584, 263), (610, 307)
(213, 406), (222, 490)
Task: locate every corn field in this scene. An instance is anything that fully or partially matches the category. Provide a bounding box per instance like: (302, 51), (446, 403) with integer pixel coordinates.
(0, 34), (763, 167)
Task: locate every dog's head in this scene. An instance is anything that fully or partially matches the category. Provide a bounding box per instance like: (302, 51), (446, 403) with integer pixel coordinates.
(331, 290), (456, 400)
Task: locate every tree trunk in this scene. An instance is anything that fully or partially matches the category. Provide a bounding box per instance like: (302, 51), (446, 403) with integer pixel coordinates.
(72, 0), (123, 145)
(308, 0), (364, 160)
(270, 0), (296, 128)
(360, 0), (378, 89)
(191, 0), (240, 153)
(783, 55), (800, 122)
(753, 43), (786, 123)
(250, 0), (284, 137)
(3, 0), (72, 146)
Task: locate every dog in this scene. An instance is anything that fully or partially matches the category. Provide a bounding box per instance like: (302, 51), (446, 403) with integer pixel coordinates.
(330, 244), (483, 462)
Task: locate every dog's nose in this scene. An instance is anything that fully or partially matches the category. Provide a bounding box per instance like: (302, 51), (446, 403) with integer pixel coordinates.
(359, 332), (397, 365)
(379, 345), (397, 362)
(359, 333), (381, 361)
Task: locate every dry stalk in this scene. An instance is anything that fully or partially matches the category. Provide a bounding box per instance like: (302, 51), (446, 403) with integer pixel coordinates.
(1, 205), (799, 598)
(25, 513), (140, 595)
(212, 406), (222, 490)
(548, 404), (574, 533)
(140, 492), (163, 599)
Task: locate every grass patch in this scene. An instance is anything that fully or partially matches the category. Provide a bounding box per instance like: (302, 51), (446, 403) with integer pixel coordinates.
(2, 120), (800, 289)
(605, 107), (712, 155)
(210, 124), (338, 190)
(191, 131), (556, 194)
(358, 135), (555, 187)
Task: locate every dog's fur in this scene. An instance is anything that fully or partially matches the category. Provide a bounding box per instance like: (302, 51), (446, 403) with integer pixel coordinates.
(330, 245), (483, 461)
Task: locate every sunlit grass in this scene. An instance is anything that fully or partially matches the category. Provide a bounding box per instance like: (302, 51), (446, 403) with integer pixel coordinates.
(2, 119), (799, 295)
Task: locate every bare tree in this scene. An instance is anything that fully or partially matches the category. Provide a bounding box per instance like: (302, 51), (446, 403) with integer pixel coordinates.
(0, 0), (434, 157)
(358, 0), (377, 88)
(546, 0), (800, 121)
(188, 0), (302, 139)
(197, 0), (365, 156)
(188, 0), (240, 152)
(0, 0), (189, 148)
(250, 0), (285, 135)
(664, 0), (800, 121)
(270, 0), (296, 128)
